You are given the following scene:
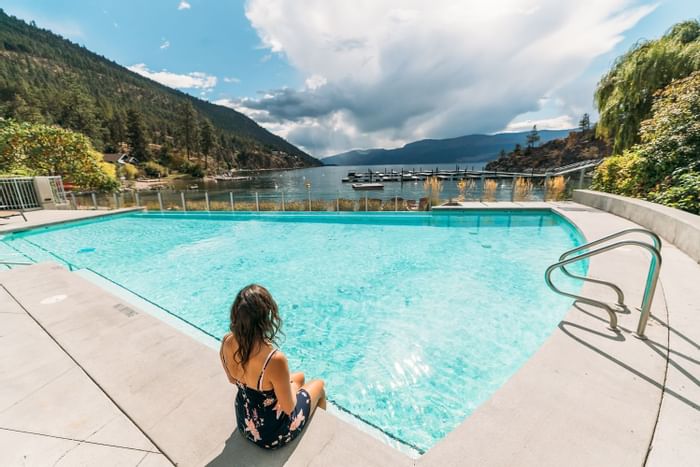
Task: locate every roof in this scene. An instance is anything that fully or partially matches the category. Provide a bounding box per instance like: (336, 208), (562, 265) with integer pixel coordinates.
(103, 153), (124, 163)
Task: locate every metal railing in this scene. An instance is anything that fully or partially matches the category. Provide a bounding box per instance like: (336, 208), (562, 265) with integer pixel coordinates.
(0, 177), (40, 210)
(545, 228), (662, 338)
(65, 174), (592, 213)
(47, 176), (68, 205)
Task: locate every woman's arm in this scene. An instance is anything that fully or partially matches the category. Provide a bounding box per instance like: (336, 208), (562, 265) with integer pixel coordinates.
(267, 352), (296, 415)
(219, 334), (236, 384)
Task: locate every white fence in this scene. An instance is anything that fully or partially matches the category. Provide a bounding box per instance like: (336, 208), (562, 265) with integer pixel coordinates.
(0, 176), (67, 210)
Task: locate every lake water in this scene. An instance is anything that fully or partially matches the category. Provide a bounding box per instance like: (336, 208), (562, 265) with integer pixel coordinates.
(170, 163), (488, 201)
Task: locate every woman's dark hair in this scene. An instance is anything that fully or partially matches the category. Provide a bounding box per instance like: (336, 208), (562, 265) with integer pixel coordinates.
(230, 284), (282, 371)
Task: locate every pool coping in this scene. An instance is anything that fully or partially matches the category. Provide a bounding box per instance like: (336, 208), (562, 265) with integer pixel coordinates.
(0, 207), (145, 235)
(1, 202), (698, 466)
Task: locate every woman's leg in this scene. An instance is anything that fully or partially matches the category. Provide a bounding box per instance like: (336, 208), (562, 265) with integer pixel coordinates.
(301, 379), (326, 412)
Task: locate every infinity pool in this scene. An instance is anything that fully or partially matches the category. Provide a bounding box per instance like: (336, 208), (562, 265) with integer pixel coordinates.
(1, 211), (583, 453)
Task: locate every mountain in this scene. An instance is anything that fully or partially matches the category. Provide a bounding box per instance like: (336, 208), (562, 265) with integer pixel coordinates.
(322, 129), (572, 166)
(484, 129), (611, 171)
(0, 10), (320, 170)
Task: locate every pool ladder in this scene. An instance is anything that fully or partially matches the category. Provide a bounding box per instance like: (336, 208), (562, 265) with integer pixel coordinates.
(545, 228), (662, 338)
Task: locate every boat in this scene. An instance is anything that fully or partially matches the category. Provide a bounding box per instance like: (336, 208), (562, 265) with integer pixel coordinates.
(213, 175), (253, 181)
(352, 183), (384, 190)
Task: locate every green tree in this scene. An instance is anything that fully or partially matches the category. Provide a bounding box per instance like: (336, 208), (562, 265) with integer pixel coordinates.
(579, 113), (590, 132)
(125, 108), (148, 161)
(595, 20), (700, 154)
(199, 118), (216, 170)
(526, 125), (540, 148)
(592, 71), (700, 213)
(55, 77), (101, 143)
(180, 102), (199, 160)
(0, 118), (118, 190)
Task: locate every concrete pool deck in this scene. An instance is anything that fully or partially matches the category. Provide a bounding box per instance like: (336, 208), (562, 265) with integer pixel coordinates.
(1, 202), (698, 466)
(0, 208), (144, 235)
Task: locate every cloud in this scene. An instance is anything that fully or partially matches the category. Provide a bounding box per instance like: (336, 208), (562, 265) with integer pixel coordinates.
(177, 1), (191, 10)
(160, 39), (170, 50)
(242, 0), (655, 156)
(224, 76), (241, 84)
(128, 64), (217, 90)
(504, 115), (576, 132)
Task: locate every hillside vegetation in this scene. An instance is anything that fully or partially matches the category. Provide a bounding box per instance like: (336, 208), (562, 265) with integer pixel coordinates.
(596, 20), (700, 154)
(484, 129), (611, 172)
(0, 9), (320, 173)
(592, 21), (700, 214)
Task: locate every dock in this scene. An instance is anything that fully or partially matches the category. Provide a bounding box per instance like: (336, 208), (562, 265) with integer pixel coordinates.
(341, 159), (604, 183)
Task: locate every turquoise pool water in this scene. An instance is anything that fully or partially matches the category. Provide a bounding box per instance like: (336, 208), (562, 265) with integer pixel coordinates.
(1, 211), (583, 452)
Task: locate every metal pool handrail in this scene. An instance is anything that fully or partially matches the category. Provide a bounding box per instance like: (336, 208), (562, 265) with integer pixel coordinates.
(558, 228), (662, 307)
(545, 239), (662, 338)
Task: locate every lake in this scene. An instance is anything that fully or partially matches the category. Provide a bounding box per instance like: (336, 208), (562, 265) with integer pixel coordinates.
(170, 163), (487, 201)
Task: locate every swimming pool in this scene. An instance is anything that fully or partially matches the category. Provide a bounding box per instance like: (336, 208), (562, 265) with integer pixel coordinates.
(1, 210), (583, 453)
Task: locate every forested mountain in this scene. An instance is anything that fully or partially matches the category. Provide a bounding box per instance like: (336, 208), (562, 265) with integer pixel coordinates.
(322, 129), (571, 166)
(0, 9), (320, 170)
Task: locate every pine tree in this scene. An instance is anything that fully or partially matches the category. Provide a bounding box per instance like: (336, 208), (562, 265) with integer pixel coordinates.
(526, 125), (540, 148)
(125, 108), (148, 161)
(579, 113), (591, 131)
(199, 118), (215, 170)
(180, 102), (198, 160)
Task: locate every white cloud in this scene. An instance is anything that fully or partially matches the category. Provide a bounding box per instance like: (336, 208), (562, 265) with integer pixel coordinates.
(224, 77), (241, 84)
(503, 115), (576, 132)
(160, 39), (170, 50)
(177, 1), (191, 10)
(128, 63), (217, 90)
(242, 0), (656, 155)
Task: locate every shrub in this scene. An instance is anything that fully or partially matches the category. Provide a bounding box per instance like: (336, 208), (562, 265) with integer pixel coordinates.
(593, 71), (700, 213)
(0, 118), (118, 191)
(120, 163), (139, 180)
(591, 151), (643, 196)
(143, 161), (169, 178)
(649, 172), (700, 214)
(179, 161), (204, 178)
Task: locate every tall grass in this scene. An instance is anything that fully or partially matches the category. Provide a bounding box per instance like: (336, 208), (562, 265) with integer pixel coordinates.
(482, 179), (498, 202)
(513, 177), (533, 201)
(545, 176), (567, 201)
(423, 176), (443, 207)
(456, 178), (476, 201)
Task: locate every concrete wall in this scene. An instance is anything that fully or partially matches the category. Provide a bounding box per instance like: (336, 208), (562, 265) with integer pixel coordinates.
(573, 189), (700, 263)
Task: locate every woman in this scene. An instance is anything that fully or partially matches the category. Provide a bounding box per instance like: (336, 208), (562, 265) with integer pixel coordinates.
(219, 284), (326, 449)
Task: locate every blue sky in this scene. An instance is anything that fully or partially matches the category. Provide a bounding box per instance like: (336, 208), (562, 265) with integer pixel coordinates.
(2, 1), (698, 156)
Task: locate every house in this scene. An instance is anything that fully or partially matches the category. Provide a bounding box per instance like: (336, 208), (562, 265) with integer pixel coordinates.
(103, 153), (139, 165)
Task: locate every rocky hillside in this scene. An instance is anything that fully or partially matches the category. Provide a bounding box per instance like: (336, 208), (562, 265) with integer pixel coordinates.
(484, 129), (611, 171)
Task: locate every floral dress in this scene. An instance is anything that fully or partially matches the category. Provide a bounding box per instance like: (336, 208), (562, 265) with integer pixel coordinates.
(220, 342), (311, 449)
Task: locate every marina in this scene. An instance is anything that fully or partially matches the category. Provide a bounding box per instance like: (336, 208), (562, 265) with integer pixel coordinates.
(340, 159), (603, 184)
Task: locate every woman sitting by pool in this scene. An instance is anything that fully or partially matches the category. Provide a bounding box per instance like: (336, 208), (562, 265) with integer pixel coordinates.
(219, 284), (326, 449)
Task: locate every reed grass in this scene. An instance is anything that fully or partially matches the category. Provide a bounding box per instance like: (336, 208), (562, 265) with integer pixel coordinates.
(513, 177), (533, 201)
(423, 176), (443, 207)
(482, 179), (498, 201)
(456, 178), (476, 201)
(545, 176), (567, 201)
